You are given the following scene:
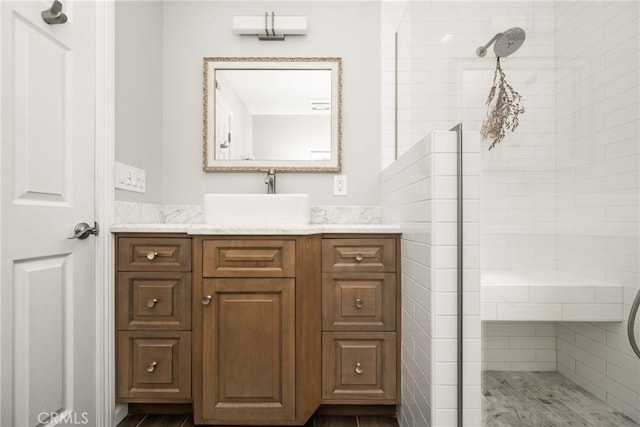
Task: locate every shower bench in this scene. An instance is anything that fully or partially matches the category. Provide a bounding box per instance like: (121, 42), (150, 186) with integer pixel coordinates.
(480, 269), (623, 322)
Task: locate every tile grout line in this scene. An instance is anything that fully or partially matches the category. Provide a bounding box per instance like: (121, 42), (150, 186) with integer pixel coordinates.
(134, 414), (147, 427)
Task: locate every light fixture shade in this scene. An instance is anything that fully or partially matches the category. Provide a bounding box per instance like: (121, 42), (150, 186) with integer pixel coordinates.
(232, 15), (307, 36)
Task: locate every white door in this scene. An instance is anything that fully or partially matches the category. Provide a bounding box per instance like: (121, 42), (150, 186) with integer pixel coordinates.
(1, 1), (97, 426)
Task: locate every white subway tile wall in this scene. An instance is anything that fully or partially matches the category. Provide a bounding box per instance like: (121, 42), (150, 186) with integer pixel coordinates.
(380, 1), (410, 169)
(554, 1), (640, 422)
(381, 1), (559, 271)
(381, 0), (640, 424)
(483, 322), (557, 372)
(382, 137), (434, 427)
(381, 131), (481, 427)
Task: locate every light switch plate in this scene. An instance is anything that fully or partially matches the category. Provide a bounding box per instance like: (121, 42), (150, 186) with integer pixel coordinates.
(115, 162), (146, 193)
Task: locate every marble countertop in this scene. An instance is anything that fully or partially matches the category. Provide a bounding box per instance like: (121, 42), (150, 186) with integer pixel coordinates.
(110, 223), (402, 235)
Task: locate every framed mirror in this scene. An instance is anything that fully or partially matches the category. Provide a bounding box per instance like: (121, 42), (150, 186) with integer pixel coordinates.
(203, 57), (342, 172)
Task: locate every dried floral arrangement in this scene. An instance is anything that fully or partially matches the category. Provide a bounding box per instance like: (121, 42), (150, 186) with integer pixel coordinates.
(480, 58), (525, 150)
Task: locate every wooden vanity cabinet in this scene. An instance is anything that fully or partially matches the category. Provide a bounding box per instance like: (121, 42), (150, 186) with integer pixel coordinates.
(116, 235), (193, 403)
(115, 232), (400, 424)
(321, 236), (400, 404)
(193, 236), (322, 425)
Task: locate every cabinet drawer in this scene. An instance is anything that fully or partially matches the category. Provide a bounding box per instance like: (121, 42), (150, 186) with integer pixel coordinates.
(117, 331), (191, 401)
(202, 240), (295, 277)
(322, 332), (396, 401)
(117, 272), (191, 330)
(323, 273), (396, 331)
(322, 239), (396, 273)
(118, 238), (191, 272)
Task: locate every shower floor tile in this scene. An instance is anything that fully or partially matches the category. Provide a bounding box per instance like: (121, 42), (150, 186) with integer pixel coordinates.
(482, 371), (639, 427)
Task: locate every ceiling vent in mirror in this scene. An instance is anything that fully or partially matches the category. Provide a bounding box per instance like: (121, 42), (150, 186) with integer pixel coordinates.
(310, 99), (331, 112)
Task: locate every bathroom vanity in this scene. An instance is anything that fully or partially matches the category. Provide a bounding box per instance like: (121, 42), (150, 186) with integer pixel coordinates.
(114, 228), (401, 425)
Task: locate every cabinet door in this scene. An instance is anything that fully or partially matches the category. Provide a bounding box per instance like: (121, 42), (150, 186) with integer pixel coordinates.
(117, 331), (191, 401)
(202, 240), (295, 278)
(322, 272), (396, 331)
(322, 239), (396, 273)
(201, 278), (295, 422)
(117, 272), (191, 330)
(322, 332), (396, 402)
(118, 237), (191, 272)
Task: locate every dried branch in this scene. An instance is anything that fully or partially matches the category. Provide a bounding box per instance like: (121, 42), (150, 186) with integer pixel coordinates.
(480, 58), (525, 150)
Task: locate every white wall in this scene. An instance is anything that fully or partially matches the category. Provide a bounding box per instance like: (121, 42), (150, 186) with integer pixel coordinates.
(161, 1), (380, 205)
(554, 1), (640, 422)
(252, 115), (330, 160)
(115, 1), (164, 203)
(381, 131), (481, 427)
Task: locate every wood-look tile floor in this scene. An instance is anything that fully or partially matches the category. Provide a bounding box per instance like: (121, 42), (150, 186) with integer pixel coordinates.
(483, 371), (639, 427)
(118, 414), (399, 427)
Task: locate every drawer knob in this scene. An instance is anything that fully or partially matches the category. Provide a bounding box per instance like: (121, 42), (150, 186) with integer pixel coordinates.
(355, 363), (364, 374)
(146, 298), (158, 308)
(146, 361), (157, 373)
(201, 295), (212, 306)
(146, 251), (158, 260)
(354, 253), (364, 262)
(355, 298), (364, 309)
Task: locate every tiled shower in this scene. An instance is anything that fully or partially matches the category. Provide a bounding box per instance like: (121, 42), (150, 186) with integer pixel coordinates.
(380, 1), (640, 426)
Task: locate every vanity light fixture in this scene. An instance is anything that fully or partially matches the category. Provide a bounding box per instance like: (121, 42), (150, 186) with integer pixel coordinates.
(232, 12), (307, 41)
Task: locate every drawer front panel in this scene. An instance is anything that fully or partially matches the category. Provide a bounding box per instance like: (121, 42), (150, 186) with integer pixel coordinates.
(322, 239), (396, 272)
(202, 240), (295, 277)
(118, 238), (191, 272)
(322, 332), (396, 401)
(323, 273), (396, 331)
(117, 272), (191, 330)
(117, 331), (191, 400)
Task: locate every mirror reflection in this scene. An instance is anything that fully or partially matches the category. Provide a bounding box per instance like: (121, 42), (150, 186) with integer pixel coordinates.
(214, 69), (332, 161)
(203, 57), (342, 172)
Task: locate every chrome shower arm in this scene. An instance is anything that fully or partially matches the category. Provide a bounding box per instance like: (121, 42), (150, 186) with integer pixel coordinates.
(476, 33), (502, 57)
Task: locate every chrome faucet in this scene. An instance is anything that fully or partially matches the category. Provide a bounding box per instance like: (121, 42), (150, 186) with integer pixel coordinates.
(264, 169), (276, 194)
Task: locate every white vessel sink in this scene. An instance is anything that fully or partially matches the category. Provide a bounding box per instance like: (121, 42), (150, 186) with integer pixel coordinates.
(204, 194), (311, 226)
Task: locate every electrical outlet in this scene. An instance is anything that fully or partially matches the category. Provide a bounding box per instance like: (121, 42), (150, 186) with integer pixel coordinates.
(334, 175), (347, 196)
(115, 162), (146, 193)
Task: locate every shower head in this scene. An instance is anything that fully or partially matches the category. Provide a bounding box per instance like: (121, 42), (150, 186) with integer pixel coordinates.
(494, 27), (526, 57)
(476, 27), (526, 58)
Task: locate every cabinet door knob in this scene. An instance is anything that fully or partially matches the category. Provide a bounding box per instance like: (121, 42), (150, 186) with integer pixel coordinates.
(146, 298), (158, 308)
(355, 298), (364, 309)
(201, 295), (212, 305)
(355, 362), (364, 374)
(146, 251), (158, 260)
(354, 253), (364, 262)
(146, 361), (157, 373)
